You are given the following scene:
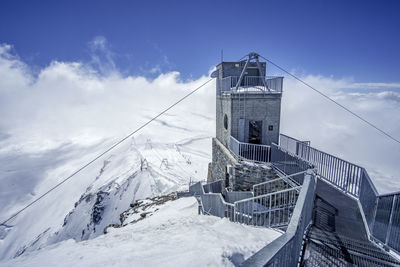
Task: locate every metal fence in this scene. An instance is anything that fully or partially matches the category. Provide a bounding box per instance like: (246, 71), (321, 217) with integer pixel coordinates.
(280, 134), (363, 197)
(358, 169), (379, 231)
(225, 191), (254, 204)
(279, 134), (311, 155)
(234, 186), (301, 228)
(201, 193), (235, 221)
(202, 194), (235, 220)
(372, 192), (400, 254)
(189, 172), (311, 230)
(203, 179), (223, 194)
(219, 76), (283, 94)
(271, 144), (313, 185)
(253, 171), (307, 196)
(253, 177), (292, 197)
(278, 134), (400, 256)
(230, 136), (271, 163)
(241, 172), (316, 267)
(188, 181), (205, 196)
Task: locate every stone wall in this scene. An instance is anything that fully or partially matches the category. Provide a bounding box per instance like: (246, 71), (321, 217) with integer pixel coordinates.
(231, 161), (277, 191)
(215, 96), (232, 147)
(216, 93), (282, 148)
(208, 137), (237, 184)
(208, 137), (278, 191)
(230, 93), (282, 146)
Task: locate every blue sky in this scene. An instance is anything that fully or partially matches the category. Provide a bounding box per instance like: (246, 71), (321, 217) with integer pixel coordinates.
(1, 0), (400, 81)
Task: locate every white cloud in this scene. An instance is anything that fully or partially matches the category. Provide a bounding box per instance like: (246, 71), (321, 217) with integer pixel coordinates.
(346, 82), (400, 90)
(0, 42), (216, 234)
(87, 36), (117, 75)
(150, 64), (161, 74)
(89, 36), (107, 50)
(281, 75), (400, 193)
(0, 41), (399, 200)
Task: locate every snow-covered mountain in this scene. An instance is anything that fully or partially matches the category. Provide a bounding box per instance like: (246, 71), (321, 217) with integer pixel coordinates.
(1, 42), (400, 266)
(0, 105), (284, 266)
(0, 197), (281, 267)
(0, 106), (214, 262)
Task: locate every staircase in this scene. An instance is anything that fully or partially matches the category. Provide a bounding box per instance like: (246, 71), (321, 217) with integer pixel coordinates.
(301, 182), (400, 267)
(303, 227), (399, 267)
(188, 172), (301, 230)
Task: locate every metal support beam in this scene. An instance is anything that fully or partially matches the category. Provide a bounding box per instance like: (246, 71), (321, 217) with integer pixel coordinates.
(256, 57), (269, 92)
(235, 56), (251, 90)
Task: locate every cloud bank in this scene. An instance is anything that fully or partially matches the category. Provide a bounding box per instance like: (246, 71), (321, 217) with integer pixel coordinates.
(0, 39), (399, 208)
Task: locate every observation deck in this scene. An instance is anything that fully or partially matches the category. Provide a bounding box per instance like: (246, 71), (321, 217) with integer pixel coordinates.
(218, 75), (283, 95)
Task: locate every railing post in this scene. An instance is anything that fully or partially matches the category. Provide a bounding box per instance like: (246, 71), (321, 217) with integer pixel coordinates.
(385, 195), (397, 245)
(234, 203), (237, 223)
(269, 194), (272, 227)
(370, 196), (378, 235)
(251, 198), (254, 226)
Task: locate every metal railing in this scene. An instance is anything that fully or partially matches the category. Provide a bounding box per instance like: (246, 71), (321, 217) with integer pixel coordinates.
(271, 143), (313, 185)
(225, 191), (254, 204)
(279, 134), (400, 256)
(189, 170), (316, 266)
(201, 193), (235, 221)
(234, 186), (300, 228)
(219, 76), (283, 94)
(372, 192), (400, 254)
(203, 179), (223, 194)
(253, 170), (307, 196)
(253, 177), (292, 197)
(189, 172), (312, 229)
(359, 169), (379, 231)
(280, 134), (368, 197)
(241, 172), (316, 266)
(230, 136), (271, 163)
(188, 181), (205, 196)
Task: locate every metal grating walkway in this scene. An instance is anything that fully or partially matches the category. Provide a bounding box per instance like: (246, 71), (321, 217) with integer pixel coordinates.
(303, 227), (400, 267)
(301, 180), (400, 267)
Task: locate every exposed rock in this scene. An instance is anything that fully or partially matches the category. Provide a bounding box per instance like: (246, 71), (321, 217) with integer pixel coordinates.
(104, 192), (177, 234)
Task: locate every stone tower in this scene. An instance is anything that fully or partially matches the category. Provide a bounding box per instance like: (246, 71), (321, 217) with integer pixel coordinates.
(208, 52), (283, 189)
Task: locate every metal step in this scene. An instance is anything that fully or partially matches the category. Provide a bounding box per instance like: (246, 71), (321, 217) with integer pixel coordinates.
(302, 227), (400, 267)
(304, 239), (399, 267)
(313, 197), (337, 232)
(309, 228), (394, 262)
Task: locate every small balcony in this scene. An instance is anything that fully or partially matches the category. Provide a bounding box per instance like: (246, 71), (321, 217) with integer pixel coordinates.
(229, 136), (272, 163)
(219, 76), (283, 95)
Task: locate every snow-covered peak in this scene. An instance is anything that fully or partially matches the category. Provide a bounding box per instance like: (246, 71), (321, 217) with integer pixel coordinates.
(0, 197), (281, 267)
(0, 110), (214, 261)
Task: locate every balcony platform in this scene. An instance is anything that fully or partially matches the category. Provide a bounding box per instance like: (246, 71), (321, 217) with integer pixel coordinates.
(218, 76), (283, 96)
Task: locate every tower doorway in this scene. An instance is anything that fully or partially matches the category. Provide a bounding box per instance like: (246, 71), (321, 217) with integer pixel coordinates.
(249, 120), (262, 144)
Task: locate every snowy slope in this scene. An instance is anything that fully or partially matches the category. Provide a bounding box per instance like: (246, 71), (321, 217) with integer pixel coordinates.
(0, 197), (282, 267)
(0, 106), (214, 261)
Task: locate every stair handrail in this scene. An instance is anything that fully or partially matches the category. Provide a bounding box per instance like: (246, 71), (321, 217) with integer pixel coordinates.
(234, 185), (302, 228)
(241, 170), (317, 266)
(279, 133), (400, 256)
(252, 170), (307, 196)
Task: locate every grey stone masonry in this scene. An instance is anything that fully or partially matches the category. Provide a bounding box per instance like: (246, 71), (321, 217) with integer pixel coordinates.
(214, 60), (282, 147)
(210, 59), (283, 191)
(208, 138), (278, 191)
(208, 137), (237, 184)
(232, 161), (277, 191)
(216, 93), (282, 147)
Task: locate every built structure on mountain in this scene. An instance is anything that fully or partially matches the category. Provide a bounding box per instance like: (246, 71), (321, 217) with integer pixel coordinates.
(208, 52), (283, 191)
(189, 53), (400, 266)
